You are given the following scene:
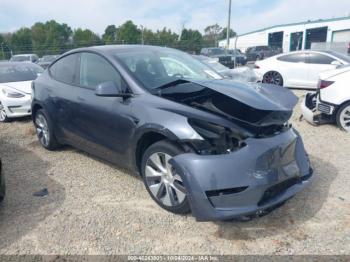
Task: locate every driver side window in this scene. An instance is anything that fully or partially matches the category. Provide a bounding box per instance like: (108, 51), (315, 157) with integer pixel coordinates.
(80, 52), (122, 89)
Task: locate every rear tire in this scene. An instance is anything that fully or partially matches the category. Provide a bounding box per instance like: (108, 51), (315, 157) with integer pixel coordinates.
(336, 102), (350, 132)
(34, 109), (60, 150)
(141, 140), (190, 215)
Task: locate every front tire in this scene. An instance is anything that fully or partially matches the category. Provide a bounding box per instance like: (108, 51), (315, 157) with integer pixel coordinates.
(0, 102), (10, 123)
(263, 71), (284, 86)
(141, 140), (190, 215)
(336, 102), (350, 132)
(34, 109), (59, 150)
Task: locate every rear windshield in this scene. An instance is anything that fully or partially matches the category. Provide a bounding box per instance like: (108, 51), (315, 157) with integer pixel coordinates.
(0, 63), (43, 83)
(324, 51), (350, 63)
(10, 56), (31, 62)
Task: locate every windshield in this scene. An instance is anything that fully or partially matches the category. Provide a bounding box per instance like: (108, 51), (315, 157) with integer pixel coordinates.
(114, 48), (222, 90)
(208, 48), (226, 55)
(324, 51), (350, 63)
(10, 55), (31, 62)
(0, 63), (43, 83)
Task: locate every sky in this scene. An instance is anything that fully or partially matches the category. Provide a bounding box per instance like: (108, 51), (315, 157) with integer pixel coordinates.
(0, 0), (350, 35)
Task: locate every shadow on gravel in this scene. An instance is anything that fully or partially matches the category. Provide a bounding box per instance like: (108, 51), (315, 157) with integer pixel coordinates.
(0, 140), (66, 250)
(214, 156), (337, 240)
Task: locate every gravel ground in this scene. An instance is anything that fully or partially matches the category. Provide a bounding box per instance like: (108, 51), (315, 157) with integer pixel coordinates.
(0, 90), (349, 255)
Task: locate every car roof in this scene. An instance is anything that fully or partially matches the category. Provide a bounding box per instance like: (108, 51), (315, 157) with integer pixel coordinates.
(67, 45), (176, 54)
(12, 54), (36, 56)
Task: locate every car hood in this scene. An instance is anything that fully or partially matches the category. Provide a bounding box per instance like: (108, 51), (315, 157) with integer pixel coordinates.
(157, 79), (297, 129)
(1, 81), (32, 94)
(192, 79), (297, 111)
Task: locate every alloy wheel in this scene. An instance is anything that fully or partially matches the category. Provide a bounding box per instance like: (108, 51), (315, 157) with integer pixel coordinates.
(35, 113), (50, 146)
(263, 71), (283, 86)
(339, 105), (350, 132)
(144, 152), (186, 207)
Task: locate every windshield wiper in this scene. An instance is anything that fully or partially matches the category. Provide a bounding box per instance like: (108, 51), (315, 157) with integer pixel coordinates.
(151, 79), (190, 92)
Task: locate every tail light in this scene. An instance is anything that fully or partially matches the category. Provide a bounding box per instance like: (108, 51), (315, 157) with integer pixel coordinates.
(318, 80), (334, 89)
(253, 64), (260, 69)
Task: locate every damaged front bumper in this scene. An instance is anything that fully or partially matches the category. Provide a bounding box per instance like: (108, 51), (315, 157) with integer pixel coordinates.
(170, 128), (313, 221)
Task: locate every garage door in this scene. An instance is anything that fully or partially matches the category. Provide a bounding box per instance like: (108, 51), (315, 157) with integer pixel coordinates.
(332, 30), (350, 42)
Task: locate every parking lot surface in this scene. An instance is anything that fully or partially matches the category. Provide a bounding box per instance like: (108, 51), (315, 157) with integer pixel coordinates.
(0, 90), (349, 255)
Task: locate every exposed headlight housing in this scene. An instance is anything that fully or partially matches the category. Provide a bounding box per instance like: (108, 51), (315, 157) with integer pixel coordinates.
(187, 119), (246, 155)
(1, 87), (25, 98)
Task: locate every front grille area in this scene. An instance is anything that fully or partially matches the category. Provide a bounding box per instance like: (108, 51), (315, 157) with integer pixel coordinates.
(206, 186), (248, 198)
(258, 177), (300, 206)
(318, 103), (332, 114)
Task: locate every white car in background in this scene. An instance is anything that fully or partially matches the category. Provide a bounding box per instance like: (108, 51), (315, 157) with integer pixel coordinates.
(301, 65), (350, 131)
(0, 62), (43, 122)
(10, 54), (39, 63)
(254, 50), (350, 89)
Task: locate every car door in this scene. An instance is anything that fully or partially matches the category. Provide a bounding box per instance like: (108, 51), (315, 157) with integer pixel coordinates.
(72, 52), (136, 166)
(47, 53), (80, 142)
(305, 52), (339, 88)
(276, 52), (308, 87)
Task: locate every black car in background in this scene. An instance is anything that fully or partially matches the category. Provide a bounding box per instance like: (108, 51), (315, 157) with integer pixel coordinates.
(0, 158), (5, 202)
(245, 45), (282, 61)
(38, 55), (59, 69)
(200, 47), (238, 68)
(227, 49), (247, 65)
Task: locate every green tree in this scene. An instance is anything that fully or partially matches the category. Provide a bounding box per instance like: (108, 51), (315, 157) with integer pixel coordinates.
(73, 28), (101, 48)
(203, 24), (222, 46)
(31, 20), (73, 56)
(102, 25), (117, 44)
(117, 20), (141, 44)
(219, 27), (236, 40)
(179, 29), (202, 53)
(155, 28), (179, 46)
(10, 27), (32, 54)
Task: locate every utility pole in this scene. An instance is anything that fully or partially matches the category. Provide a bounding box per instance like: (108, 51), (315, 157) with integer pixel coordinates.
(226, 0), (232, 49)
(140, 25), (144, 45)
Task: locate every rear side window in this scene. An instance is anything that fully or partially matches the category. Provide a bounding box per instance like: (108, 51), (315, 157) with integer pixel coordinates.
(277, 53), (306, 63)
(307, 53), (334, 64)
(79, 52), (122, 89)
(49, 53), (80, 84)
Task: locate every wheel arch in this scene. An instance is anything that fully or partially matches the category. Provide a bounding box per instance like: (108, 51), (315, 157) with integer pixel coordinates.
(31, 102), (43, 120)
(134, 128), (180, 175)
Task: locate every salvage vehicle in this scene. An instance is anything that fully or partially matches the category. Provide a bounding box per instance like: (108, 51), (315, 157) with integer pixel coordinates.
(0, 158), (5, 202)
(194, 55), (257, 82)
(255, 50), (350, 89)
(200, 47), (237, 68)
(301, 65), (350, 132)
(32, 45), (313, 221)
(0, 62), (43, 122)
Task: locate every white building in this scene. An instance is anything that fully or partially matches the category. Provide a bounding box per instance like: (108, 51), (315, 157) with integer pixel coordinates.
(219, 16), (350, 53)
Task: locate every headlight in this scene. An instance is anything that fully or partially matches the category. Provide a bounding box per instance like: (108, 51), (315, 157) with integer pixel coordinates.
(231, 56), (235, 61)
(187, 119), (246, 155)
(1, 87), (25, 98)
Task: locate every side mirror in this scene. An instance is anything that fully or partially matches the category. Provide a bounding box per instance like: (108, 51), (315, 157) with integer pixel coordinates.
(331, 60), (342, 66)
(95, 81), (130, 97)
